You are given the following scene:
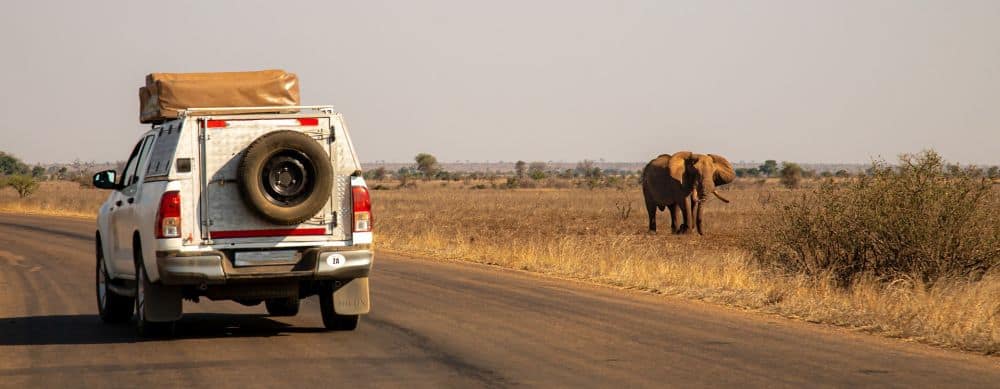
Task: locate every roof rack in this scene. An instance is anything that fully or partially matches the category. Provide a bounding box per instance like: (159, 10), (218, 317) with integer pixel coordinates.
(180, 105), (335, 116)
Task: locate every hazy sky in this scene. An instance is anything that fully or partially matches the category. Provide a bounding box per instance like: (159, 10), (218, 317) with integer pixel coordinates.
(1, 0), (998, 165)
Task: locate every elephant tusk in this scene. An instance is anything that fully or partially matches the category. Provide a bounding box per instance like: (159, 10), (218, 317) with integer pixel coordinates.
(712, 190), (731, 203)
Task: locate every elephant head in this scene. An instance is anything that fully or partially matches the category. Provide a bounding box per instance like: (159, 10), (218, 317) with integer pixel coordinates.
(685, 153), (735, 234)
(690, 153), (735, 203)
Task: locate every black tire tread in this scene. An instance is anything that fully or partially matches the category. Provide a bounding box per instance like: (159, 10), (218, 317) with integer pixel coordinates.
(319, 289), (360, 331)
(97, 240), (134, 324)
(237, 130), (333, 225)
(265, 297), (301, 317)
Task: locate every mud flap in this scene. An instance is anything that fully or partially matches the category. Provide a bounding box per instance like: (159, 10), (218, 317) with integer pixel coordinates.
(333, 277), (370, 315)
(145, 283), (183, 322)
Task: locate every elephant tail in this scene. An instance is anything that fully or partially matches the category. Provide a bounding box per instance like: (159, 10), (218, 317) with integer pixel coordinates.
(712, 190), (731, 203)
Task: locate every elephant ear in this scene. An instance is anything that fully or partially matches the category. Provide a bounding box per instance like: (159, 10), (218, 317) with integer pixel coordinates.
(667, 151), (693, 180)
(708, 154), (735, 186)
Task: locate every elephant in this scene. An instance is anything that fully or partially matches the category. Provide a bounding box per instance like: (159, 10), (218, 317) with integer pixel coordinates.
(642, 152), (735, 234)
(686, 153), (734, 234)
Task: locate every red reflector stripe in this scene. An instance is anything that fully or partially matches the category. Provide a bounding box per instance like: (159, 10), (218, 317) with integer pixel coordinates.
(211, 228), (327, 239)
(206, 120), (228, 128)
(297, 118), (319, 126)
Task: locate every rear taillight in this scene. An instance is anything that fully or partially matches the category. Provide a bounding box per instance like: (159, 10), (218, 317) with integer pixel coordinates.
(352, 186), (372, 232)
(156, 191), (181, 239)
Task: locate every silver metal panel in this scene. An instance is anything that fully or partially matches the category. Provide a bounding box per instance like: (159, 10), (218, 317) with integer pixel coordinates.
(159, 255), (225, 281)
(317, 250), (372, 275)
(182, 105), (334, 116)
(202, 118), (344, 239)
(330, 114), (360, 239)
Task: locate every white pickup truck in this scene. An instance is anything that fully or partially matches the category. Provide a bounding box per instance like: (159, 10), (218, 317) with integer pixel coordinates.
(92, 106), (373, 336)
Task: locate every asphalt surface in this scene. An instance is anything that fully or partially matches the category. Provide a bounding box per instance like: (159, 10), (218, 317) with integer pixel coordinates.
(0, 214), (996, 388)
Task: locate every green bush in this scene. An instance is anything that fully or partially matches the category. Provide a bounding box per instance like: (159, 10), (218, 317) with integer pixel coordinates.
(779, 162), (803, 188)
(6, 175), (39, 198)
(744, 150), (1000, 285)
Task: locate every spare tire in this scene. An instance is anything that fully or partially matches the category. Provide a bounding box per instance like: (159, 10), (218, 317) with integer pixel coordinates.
(238, 130), (333, 225)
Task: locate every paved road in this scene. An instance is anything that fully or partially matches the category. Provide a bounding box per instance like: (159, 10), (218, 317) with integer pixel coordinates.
(0, 214), (996, 388)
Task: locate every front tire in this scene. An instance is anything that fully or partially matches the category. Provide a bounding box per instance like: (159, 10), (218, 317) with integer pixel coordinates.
(319, 288), (359, 331)
(96, 241), (133, 323)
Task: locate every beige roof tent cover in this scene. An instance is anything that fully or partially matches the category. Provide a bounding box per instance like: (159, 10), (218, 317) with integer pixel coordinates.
(139, 70), (300, 123)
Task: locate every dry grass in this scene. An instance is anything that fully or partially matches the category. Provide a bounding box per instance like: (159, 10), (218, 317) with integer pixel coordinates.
(0, 181), (106, 218)
(372, 183), (999, 354)
(2, 179), (997, 353)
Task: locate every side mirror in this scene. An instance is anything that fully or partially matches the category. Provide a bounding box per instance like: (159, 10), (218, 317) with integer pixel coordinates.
(92, 170), (120, 190)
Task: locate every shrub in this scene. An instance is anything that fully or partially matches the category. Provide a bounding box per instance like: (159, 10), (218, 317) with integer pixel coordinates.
(744, 150), (1000, 285)
(514, 161), (527, 180)
(6, 175), (39, 198)
(0, 152), (28, 175)
(779, 162), (803, 188)
(528, 162), (547, 180)
(758, 160), (778, 177)
(414, 153), (439, 178)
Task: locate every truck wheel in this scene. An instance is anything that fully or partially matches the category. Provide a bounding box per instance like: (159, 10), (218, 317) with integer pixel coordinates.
(238, 130), (333, 225)
(319, 289), (359, 331)
(96, 240), (133, 323)
(135, 259), (175, 337)
(265, 297), (300, 316)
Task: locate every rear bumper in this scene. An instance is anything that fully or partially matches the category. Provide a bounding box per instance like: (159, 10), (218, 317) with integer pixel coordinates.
(155, 246), (373, 286)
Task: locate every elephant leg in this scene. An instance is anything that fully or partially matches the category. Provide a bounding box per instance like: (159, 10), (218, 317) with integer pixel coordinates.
(645, 199), (657, 232)
(678, 199), (691, 234)
(692, 196), (704, 235)
(667, 203), (678, 233)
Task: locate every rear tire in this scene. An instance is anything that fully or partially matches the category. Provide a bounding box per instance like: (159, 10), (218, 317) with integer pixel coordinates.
(319, 288), (359, 331)
(96, 240), (133, 324)
(135, 257), (175, 338)
(265, 297), (300, 317)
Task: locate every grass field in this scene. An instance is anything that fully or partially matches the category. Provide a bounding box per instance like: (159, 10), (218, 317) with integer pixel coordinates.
(2, 178), (997, 353)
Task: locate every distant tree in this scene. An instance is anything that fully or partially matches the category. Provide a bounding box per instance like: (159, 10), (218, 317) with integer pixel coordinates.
(434, 170), (453, 180)
(414, 153), (439, 178)
(758, 160), (778, 177)
(371, 166), (387, 180)
(988, 166), (999, 179)
(779, 162), (803, 188)
(57, 166), (68, 180)
(575, 160), (602, 178)
(528, 162), (547, 180)
(514, 160), (527, 180)
(0, 152), (28, 175)
(834, 169), (850, 178)
(30, 165), (46, 179)
(945, 164), (962, 177)
(736, 167), (762, 178)
(6, 175), (39, 198)
(820, 171), (833, 178)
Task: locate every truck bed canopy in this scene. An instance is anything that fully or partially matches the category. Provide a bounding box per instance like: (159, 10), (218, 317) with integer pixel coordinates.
(139, 70), (300, 123)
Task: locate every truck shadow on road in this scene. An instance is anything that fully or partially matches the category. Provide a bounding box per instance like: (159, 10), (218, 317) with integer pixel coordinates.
(0, 313), (327, 345)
